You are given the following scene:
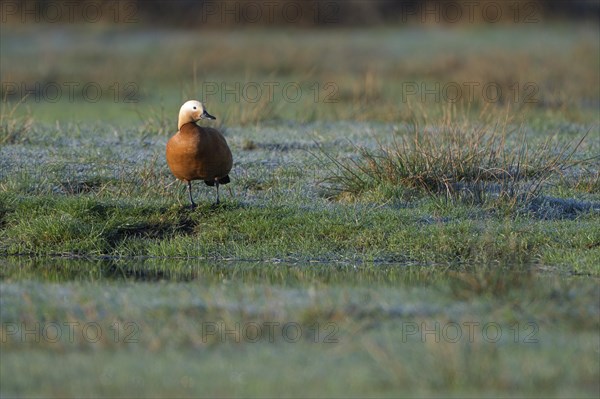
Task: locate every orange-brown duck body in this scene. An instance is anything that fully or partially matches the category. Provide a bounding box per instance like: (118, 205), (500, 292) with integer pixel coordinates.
(166, 100), (232, 207)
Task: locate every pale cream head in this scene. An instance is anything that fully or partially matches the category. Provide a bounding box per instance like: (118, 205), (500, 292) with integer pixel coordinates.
(177, 100), (216, 129)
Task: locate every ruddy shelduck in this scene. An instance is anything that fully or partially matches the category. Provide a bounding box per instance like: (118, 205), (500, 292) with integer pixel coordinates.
(166, 100), (232, 208)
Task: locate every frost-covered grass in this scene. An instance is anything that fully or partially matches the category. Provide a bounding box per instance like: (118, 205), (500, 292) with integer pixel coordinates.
(1, 24), (599, 398)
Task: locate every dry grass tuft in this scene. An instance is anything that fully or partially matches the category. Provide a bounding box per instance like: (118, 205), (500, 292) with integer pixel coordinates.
(0, 96), (33, 145)
(134, 102), (172, 136)
(319, 115), (591, 208)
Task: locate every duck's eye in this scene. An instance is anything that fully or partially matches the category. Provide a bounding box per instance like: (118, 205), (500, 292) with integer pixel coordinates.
(193, 106), (197, 109)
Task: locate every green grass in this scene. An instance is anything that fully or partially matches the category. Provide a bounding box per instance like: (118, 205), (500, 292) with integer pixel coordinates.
(319, 115), (595, 206)
(1, 193), (599, 272)
(1, 24), (599, 125)
(1, 113), (598, 272)
(1, 261), (599, 398)
(1, 22), (599, 398)
(1, 115), (597, 396)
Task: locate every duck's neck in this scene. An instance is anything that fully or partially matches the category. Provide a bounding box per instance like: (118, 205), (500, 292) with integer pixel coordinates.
(179, 122), (201, 134)
(178, 118), (196, 130)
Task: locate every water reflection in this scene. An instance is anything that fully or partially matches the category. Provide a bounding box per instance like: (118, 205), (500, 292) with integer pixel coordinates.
(0, 256), (452, 284)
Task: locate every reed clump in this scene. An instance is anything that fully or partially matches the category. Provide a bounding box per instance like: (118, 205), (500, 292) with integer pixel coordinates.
(322, 117), (590, 208)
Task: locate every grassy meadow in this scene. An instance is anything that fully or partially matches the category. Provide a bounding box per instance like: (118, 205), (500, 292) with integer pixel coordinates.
(1, 19), (599, 399)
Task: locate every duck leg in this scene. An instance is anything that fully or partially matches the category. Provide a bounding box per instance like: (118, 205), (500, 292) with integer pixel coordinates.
(187, 181), (196, 209)
(214, 177), (220, 205)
